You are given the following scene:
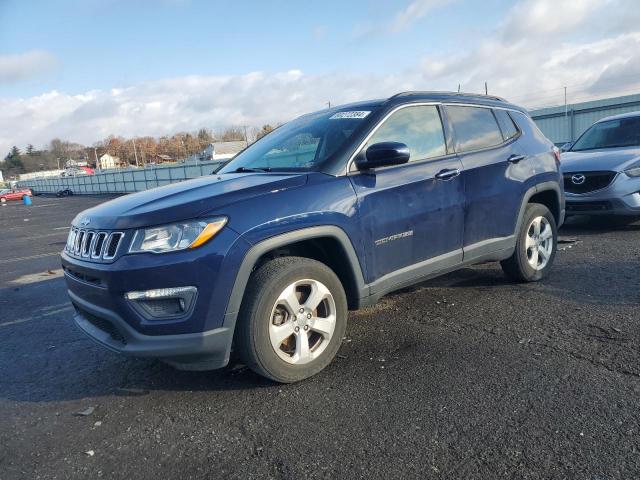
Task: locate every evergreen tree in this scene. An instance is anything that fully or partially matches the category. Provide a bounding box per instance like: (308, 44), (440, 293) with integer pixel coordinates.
(26, 144), (34, 155)
(10, 145), (20, 158)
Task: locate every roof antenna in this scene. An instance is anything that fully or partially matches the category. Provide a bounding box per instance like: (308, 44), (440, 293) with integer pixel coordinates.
(484, 81), (488, 95)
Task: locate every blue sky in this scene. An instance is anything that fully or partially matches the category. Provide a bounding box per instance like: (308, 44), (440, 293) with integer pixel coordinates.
(1, 0), (510, 97)
(1, 0), (639, 153)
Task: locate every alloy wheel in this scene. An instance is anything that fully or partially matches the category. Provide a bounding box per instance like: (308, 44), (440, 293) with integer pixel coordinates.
(269, 279), (336, 365)
(525, 216), (553, 270)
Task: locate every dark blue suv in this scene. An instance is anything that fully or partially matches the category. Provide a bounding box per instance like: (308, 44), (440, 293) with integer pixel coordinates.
(62, 91), (565, 382)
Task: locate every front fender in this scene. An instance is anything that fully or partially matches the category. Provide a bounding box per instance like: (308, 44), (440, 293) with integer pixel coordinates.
(224, 225), (368, 321)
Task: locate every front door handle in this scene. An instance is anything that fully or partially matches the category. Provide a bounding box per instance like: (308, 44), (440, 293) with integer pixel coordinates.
(507, 154), (526, 163)
(435, 168), (461, 181)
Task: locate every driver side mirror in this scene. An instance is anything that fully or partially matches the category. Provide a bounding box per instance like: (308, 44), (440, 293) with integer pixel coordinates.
(356, 142), (410, 170)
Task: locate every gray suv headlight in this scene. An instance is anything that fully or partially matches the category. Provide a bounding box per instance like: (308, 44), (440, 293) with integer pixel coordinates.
(624, 162), (640, 177)
(129, 217), (227, 254)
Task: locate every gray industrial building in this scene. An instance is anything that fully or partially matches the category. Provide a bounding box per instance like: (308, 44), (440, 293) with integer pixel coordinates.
(529, 92), (640, 146)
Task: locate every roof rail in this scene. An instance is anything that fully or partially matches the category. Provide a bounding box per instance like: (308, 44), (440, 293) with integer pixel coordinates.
(388, 91), (507, 102)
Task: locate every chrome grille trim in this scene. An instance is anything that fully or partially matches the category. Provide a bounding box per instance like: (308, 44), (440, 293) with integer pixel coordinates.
(81, 232), (94, 257)
(103, 232), (124, 260)
(91, 232), (108, 258)
(66, 229), (77, 251)
(65, 228), (124, 261)
(74, 230), (85, 254)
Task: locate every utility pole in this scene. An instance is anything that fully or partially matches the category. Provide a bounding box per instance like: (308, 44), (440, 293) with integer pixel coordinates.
(94, 148), (98, 167)
(326, 101), (331, 109)
(243, 125), (249, 145)
(484, 82), (488, 95)
(132, 138), (139, 167)
(56, 157), (61, 170)
(457, 84), (461, 93)
(564, 86), (568, 116)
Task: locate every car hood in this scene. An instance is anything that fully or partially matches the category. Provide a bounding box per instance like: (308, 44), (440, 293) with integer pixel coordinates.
(561, 146), (640, 173)
(72, 173), (308, 230)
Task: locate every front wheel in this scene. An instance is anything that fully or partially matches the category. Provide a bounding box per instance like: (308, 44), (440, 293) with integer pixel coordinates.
(0, 197), (6, 203)
(501, 203), (557, 282)
(235, 256), (348, 383)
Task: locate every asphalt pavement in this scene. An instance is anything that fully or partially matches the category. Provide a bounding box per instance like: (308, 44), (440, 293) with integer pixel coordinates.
(1, 195), (639, 480)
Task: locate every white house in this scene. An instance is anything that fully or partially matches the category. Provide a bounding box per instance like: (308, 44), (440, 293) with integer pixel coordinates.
(211, 141), (247, 159)
(99, 153), (122, 170)
(186, 141), (248, 163)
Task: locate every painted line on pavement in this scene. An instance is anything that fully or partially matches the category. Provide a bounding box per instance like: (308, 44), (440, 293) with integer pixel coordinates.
(0, 252), (60, 264)
(0, 305), (74, 328)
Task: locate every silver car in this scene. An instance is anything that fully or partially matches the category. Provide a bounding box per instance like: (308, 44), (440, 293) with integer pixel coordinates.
(561, 111), (640, 217)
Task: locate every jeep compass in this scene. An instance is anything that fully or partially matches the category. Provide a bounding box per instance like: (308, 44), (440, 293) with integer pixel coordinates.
(62, 91), (565, 382)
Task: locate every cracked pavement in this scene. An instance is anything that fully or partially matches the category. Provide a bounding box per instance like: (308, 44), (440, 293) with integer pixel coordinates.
(1, 195), (639, 479)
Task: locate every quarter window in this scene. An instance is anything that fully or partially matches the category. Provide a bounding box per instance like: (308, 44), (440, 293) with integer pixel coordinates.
(364, 105), (447, 163)
(447, 106), (504, 152)
(494, 109), (519, 141)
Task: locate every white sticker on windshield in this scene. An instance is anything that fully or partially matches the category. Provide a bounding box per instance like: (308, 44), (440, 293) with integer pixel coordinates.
(330, 111), (371, 120)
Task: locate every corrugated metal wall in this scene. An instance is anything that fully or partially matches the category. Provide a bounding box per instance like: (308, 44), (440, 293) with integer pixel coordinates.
(17, 160), (227, 194)
(530, 93), (640, 145)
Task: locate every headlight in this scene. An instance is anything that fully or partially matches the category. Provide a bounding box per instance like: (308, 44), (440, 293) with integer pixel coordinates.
(129, 217), (227, 254)
(625, 164), (640, 177)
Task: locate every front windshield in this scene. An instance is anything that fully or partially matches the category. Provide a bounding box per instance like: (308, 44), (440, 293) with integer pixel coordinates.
(571, 116), (640, 152)
(219, 109), (376, 173)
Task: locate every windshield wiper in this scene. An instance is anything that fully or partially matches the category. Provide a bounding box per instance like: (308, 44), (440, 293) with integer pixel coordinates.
(234, 166), (272, 173)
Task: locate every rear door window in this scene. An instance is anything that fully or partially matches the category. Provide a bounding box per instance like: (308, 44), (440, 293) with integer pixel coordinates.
(365, 105), (447, 162)
(446, 106), (504, 152)
(494, 109), (519, 141)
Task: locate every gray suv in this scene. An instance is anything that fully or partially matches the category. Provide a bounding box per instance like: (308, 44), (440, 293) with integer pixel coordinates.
(561, 112), (640, 217)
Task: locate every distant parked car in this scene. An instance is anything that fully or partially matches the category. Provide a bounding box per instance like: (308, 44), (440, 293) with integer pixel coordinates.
(561, 112), (640, 217)
(0, 188), (32, 203)
(56, 188), (74, 197)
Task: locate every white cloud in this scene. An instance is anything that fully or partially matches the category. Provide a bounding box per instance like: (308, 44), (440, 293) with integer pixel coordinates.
(414, 0), (640, 107)
(0, 50), (59, 84)
(2, 0), (640, 155)
(391, 0), (454, 33)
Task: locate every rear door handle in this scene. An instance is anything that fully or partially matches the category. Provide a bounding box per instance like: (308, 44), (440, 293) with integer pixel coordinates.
(507, 154), (526, 164)
(435, 168), (461, 181)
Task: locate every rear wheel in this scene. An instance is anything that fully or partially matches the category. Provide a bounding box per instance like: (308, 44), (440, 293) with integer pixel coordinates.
(235, 256), (347, 383)
(501, 203), (557, 282)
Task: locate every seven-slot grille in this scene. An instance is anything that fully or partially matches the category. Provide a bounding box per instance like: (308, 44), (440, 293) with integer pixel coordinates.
(563, 171), (617, 194)
(66, 228), (124, 261)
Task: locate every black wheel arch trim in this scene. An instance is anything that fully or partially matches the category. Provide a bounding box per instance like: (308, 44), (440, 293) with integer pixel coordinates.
(224, 226), (368, 325)
(514, 181), (565, 236)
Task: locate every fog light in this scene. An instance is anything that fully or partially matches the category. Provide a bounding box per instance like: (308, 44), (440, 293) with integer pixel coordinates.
(125, 287), (197, 320)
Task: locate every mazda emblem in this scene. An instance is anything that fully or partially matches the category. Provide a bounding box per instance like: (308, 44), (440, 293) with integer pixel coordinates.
(571, 174), (586, 185)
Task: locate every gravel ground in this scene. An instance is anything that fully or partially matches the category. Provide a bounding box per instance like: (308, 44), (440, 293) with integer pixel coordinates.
(1, 195), (639, 480)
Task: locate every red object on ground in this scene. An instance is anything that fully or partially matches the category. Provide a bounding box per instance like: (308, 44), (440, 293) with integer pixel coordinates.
(79, 166), (95, 175)
(0, 188), (32, 202)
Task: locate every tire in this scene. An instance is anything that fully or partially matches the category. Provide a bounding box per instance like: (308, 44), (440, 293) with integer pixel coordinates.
(235, 256), (348, 383)
(501, 203), (557, 282)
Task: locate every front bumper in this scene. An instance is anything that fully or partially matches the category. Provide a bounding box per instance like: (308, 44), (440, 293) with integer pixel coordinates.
(62, 227), (251, 370)
(565, 173), (640, 216)
(71, 289), (236, 370)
